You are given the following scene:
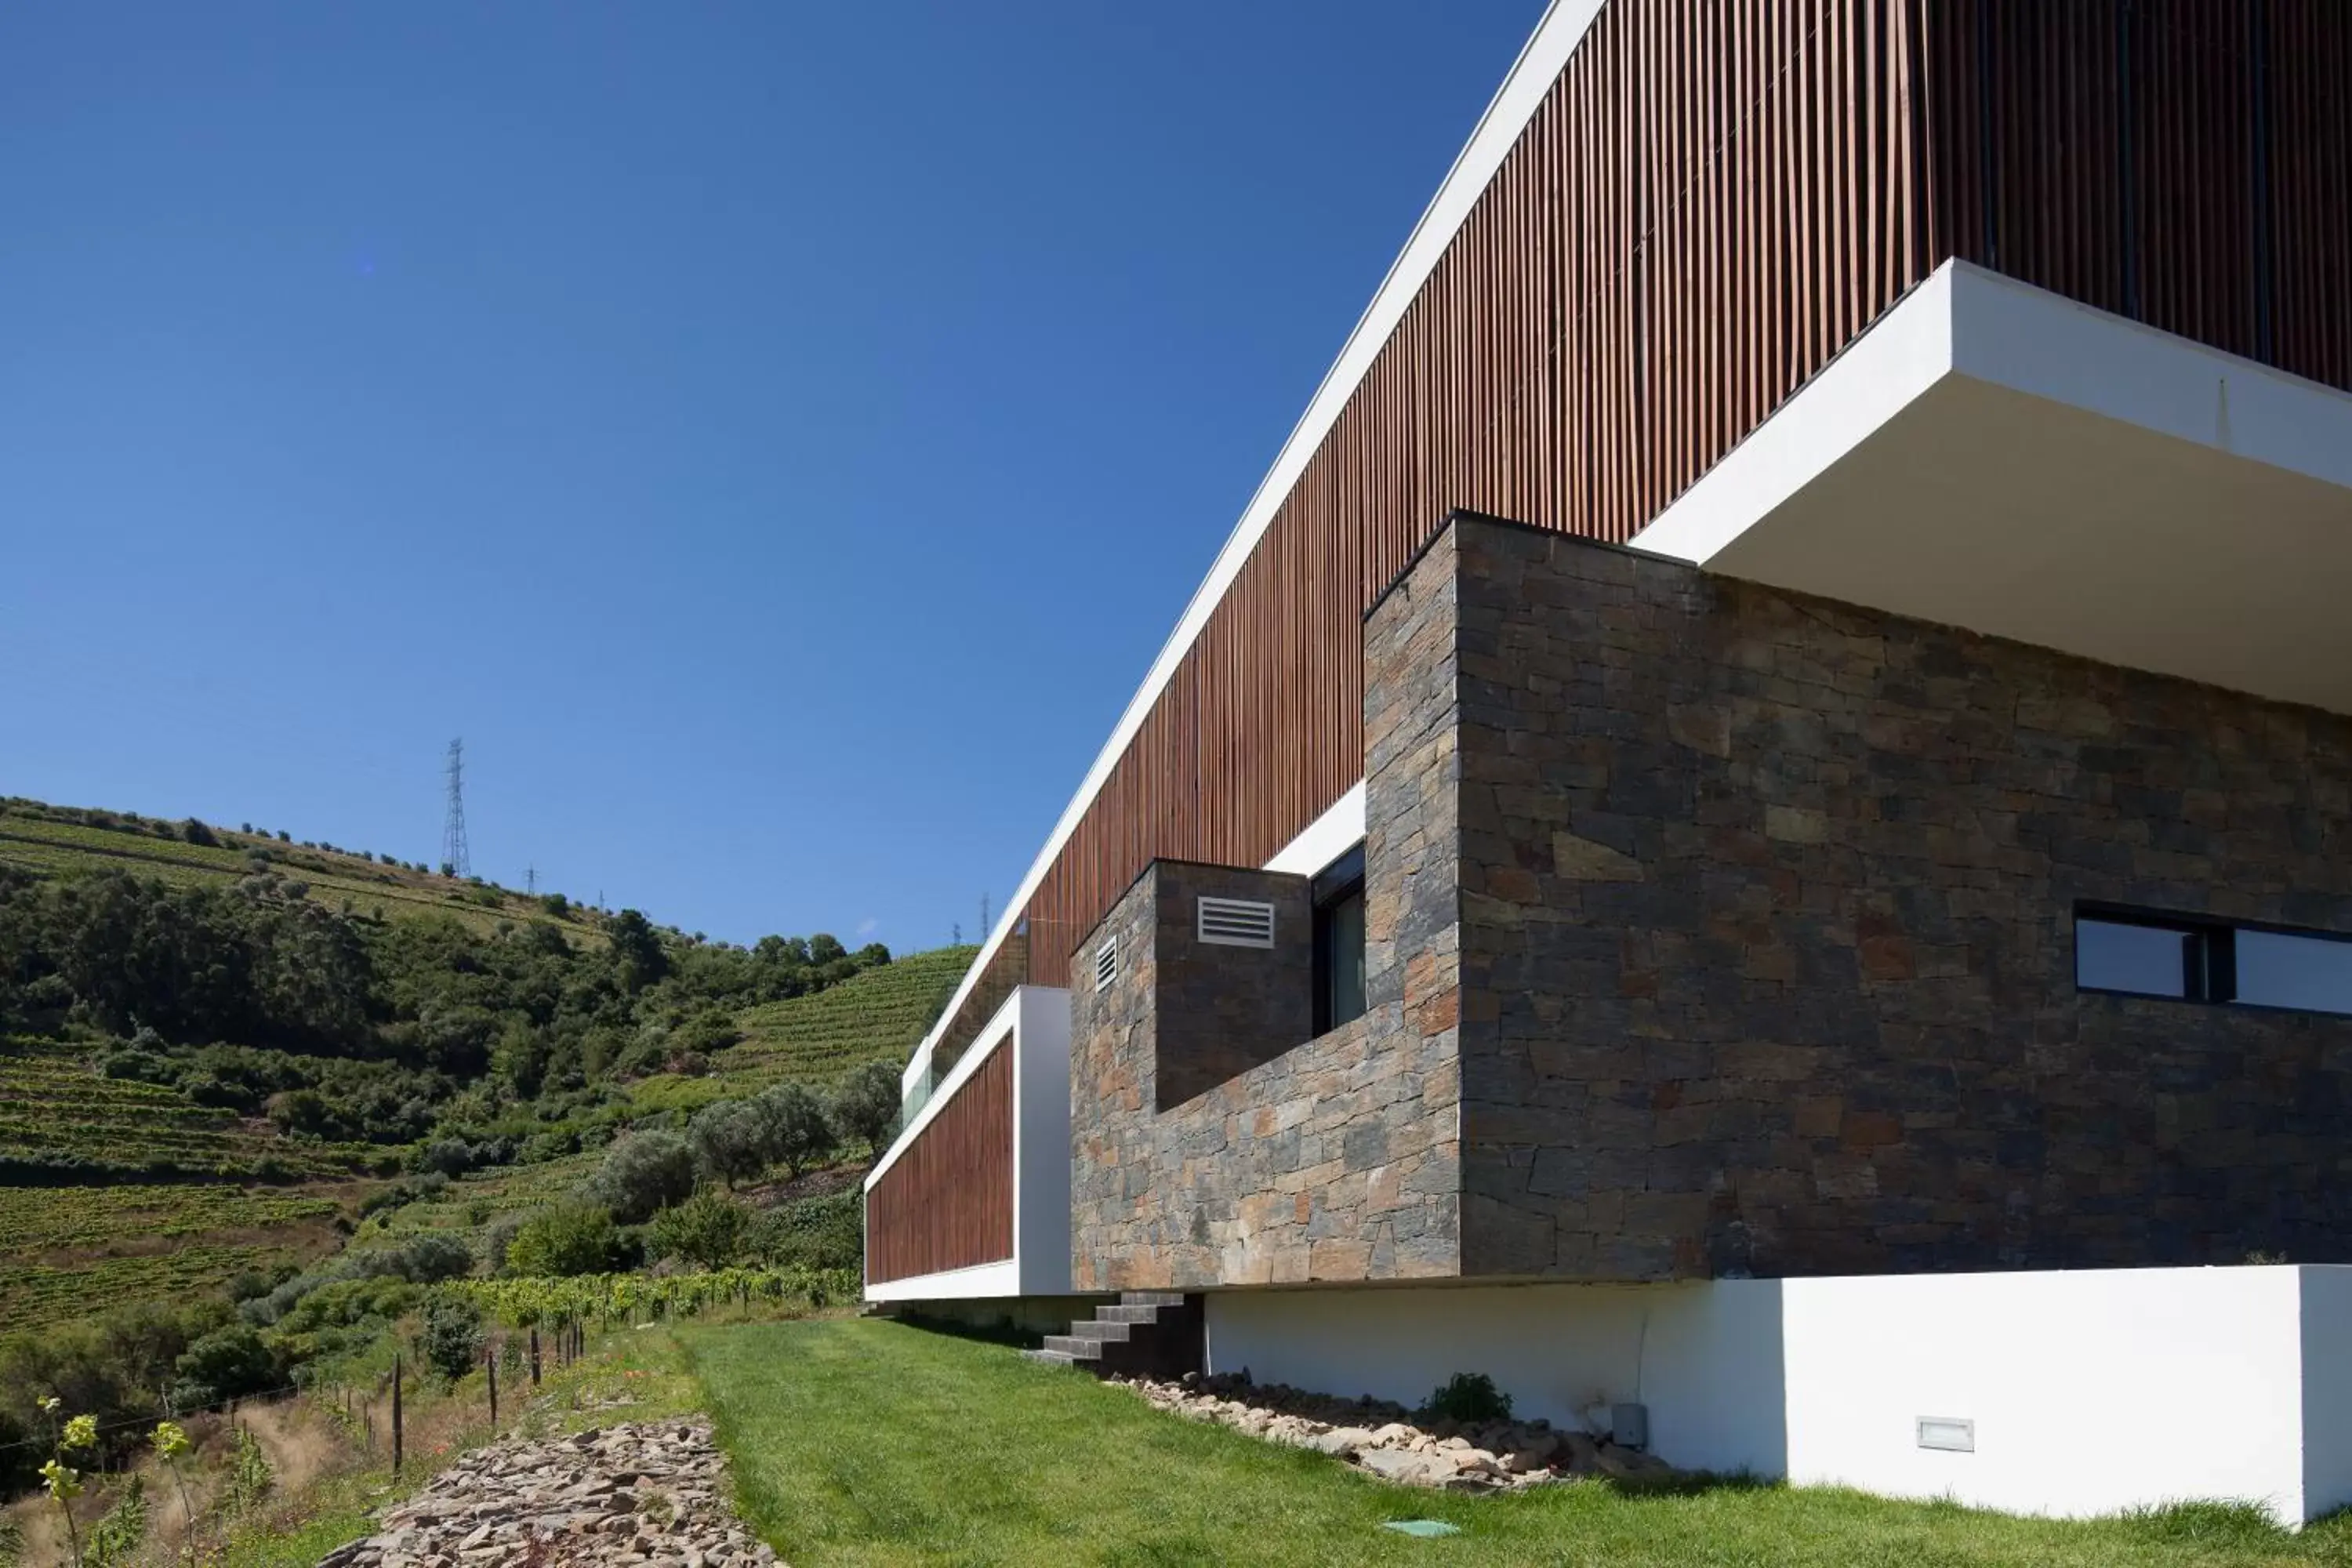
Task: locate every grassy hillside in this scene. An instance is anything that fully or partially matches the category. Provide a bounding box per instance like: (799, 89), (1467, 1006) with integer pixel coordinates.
(0, 792), (967, 1337)
(626, 943), (974, 1116)
(0, 797), (609, 942)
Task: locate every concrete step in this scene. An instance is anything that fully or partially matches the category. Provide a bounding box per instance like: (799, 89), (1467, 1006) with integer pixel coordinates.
(1095, 1304), (1166, 1325)
(1120, 1290), (1186, 1308)
(1069, 1319), (1134, 1342)
(1021, 1348), (1079, 1368)
(1040, 1334), (1104, 1360)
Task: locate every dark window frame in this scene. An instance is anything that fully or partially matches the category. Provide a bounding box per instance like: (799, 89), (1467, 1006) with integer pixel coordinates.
(1312, 844), (1367, 1037)
(2075, 903), (2352, 1016)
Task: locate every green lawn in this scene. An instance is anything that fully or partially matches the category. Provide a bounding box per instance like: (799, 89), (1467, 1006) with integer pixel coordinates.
(684, 1319), (2352, 1568)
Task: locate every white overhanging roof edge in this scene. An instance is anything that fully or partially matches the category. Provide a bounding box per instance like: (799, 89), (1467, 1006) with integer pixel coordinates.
(909, 0), (1602, 1066)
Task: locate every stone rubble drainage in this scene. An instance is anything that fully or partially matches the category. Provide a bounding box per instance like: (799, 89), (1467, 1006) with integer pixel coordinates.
(316, 1419), (778, 1568)
(1112, 1371), (1685, 1492)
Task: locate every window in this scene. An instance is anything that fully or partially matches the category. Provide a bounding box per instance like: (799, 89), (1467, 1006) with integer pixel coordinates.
(1313, 844), (1367, 1035)
(2076, 906), (2352, 1017)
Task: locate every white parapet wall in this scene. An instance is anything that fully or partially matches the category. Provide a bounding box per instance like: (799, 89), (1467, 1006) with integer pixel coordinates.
(1204, 1265), (2352, 1524)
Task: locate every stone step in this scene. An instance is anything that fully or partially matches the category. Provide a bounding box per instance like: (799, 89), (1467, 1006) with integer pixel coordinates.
(1069, 1319), (1134, 1342)
(1095, 1304), (1166, 1325)
(1040, 1334), (1105, 1360)
(1120, 1290), (1186, 1308)
(1021, 1348), (1079, 1368)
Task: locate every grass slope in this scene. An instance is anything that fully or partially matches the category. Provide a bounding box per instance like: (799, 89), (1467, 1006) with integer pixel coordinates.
(686, 1319), (2352, 1568)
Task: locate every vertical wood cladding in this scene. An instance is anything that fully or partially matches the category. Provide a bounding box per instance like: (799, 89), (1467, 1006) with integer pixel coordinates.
(992, 1), (2347, 1007)
(865, 1043), (1012, 1284)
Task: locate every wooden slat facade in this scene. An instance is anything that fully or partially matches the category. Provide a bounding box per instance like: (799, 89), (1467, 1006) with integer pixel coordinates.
(951, 0), (2351, 1033)
(865, 1041), (1013, 1284)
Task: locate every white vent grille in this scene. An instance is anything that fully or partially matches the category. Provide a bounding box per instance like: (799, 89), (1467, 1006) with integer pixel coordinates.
(1094, 935), (1119, 991)
(1197, 896), (1276, 949)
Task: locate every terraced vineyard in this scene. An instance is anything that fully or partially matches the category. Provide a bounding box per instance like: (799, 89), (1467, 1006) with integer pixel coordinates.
(0, 804), (608, 943)
(368, 1150), (606, 1245)
(0, 1172), (358, 1331)
(0, 1045), (379, 1179)
(626, 944), (975, 1115)
(0, 1245), (308, 1332)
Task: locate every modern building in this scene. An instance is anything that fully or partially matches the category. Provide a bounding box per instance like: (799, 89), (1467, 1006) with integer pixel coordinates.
(865, 0), (2352, 1524)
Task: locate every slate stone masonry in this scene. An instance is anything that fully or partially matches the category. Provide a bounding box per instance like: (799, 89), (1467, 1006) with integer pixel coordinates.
(1066, 535), (1469, 1289)
(1443, 513), (2352, 1279)
(1066, 508), (2352, 1292)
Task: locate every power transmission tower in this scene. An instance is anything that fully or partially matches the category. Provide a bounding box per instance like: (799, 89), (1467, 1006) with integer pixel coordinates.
(526, 864), (536, 896)
(980, 892), (991, 939)
(441, 739), (472, 878)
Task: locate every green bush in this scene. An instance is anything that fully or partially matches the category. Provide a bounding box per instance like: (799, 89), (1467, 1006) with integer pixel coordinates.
(749, 1189), (862, 1272)
(172, 1324), (280, 1409)
(649, 1189), (752, 1270)
(1421, 1371), (1512, 1425)
(504, 1202), (624, 1277)
(417, 1295), (484, 1381)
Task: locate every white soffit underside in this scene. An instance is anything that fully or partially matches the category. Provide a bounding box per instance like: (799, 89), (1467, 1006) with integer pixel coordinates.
(1632, 261), (2352, 717)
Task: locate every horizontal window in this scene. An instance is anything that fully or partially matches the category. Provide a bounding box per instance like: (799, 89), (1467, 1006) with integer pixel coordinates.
(2076, 907), (2352, 1018)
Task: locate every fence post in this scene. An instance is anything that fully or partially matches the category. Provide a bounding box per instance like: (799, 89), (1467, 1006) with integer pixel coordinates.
(487, 1347), (499, 1431)
(391, 1354), (404, 1479)
(530, 1327), (542, 1388)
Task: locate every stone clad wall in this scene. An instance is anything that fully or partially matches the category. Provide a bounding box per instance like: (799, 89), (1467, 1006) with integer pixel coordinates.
(1149, 862), (1313, 1110)
(1065, 535), (1469, 1290)
(1436, 514), (2352, 1279)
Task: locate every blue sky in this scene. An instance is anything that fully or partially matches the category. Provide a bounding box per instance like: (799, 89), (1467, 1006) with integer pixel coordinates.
(2, 1), (1547, 950)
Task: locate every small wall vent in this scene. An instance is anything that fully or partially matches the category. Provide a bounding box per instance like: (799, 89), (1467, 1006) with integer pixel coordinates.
(1094, 935), (1119, 991)
(1197, 896), (1276, 949)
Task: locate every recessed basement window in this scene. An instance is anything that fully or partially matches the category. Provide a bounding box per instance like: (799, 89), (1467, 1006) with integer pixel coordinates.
(2076, 906), (2352, 1018)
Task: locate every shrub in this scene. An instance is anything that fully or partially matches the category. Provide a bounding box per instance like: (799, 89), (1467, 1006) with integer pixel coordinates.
(504, 1202), (623, 1277)
(417, 1296), (483, 1382)
(172, 1325), (279, 1409)
(1421, 1371), (1512, 1425)
(749, 1189), (862, 1272)
(648, 1189), (751, 1270)
(390, 1232), (477, 1284)
(584, 1131), (695, 1223)
(180, 818), (220, 848)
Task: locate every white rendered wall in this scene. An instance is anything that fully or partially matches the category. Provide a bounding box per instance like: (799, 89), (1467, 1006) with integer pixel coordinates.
(2300, 1268), (2352, 1521)
(1204, 1281), (1787, 1476)
(1782, 1267), (2313, 1522)
(1206, 1268), (2352, 1523)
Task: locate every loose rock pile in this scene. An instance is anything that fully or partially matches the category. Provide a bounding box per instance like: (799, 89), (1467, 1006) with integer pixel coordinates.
(317, 1420), (778, 1567)
(1112, 1371), (1683, 1493)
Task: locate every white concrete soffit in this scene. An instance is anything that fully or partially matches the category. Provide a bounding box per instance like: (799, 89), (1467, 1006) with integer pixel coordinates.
(913, 0), (1602, 1058)
(1632, 260), (2352, 715)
